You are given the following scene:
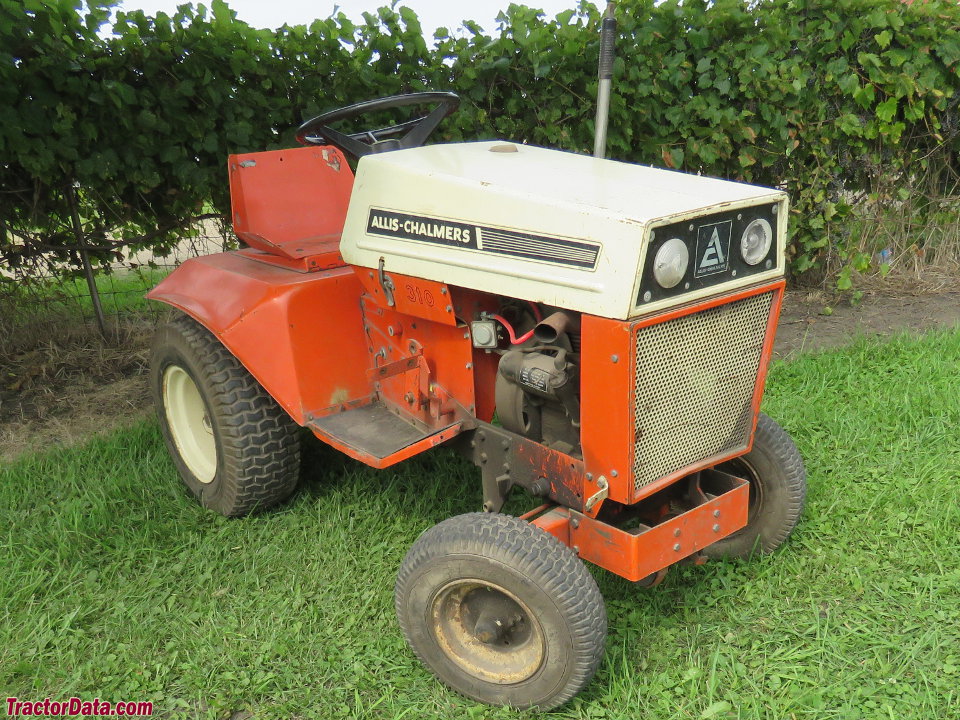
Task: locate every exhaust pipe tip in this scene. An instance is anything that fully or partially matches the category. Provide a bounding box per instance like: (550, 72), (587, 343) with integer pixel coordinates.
(533, 311), (579, 344)
(534, 326), (559, 343)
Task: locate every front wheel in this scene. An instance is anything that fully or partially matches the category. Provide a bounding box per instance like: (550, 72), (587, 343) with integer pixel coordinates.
(703, 413), (806, 559)
(395, 513), (606, 710)
(150, 313), (301, 517)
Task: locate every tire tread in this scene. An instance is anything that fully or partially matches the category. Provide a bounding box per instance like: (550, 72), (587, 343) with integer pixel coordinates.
(755, 413), (806, 552)
(704, 412), (806, 559)
(153, 314), (300, 516)
(395, 512), (606, 710)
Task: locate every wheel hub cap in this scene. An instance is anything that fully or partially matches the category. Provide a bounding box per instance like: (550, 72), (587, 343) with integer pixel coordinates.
(430, 579), (545, 684)
(162, 365), (217, 483)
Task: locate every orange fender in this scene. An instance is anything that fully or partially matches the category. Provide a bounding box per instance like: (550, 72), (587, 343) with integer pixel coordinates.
(147, 252), (373, 425)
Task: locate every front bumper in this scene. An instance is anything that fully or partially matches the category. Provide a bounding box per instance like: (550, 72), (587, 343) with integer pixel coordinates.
(530, 470), (749, 582)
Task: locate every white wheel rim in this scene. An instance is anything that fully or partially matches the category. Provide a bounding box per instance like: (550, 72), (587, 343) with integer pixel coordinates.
(162, 365), (217, 483)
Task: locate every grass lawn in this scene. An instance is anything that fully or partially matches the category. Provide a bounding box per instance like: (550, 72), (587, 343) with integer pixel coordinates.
(1, 329), (958, 719)
(4, 268), (170, 318)
(1, 268), (171, 356)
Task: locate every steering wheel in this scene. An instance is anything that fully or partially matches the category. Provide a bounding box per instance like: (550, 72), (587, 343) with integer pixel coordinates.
(295, 92), (461, 158)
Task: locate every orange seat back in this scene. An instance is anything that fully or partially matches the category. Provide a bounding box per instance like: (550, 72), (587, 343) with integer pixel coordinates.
(228, 146), (353, 260)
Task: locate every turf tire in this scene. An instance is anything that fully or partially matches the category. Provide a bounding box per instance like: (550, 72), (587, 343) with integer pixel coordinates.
(395, 512), (606, 710)
(703, 412), (806, 559)
(150, 313), (300, 517)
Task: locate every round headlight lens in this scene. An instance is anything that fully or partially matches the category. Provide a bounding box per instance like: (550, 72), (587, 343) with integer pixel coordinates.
(653, 237), (689, 289)
(740, 218), (773, 265)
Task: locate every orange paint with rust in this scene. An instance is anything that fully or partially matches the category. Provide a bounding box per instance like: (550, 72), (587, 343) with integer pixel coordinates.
(154, 143), (783, 584)
(360, 294), (477, 428)
(579, 313), (635, 504)
(147, 253), (372, 425)
(311, 421), (464, 469)
(580, 281), (785, 507)
(354, 268), (459, 326)
(531, 476), (749, 582)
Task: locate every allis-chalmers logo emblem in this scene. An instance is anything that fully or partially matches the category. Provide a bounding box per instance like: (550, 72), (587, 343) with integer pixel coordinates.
(695, 220), (732, 277)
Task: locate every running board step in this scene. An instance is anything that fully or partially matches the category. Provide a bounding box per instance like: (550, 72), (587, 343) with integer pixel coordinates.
(308, 402), (462, 469)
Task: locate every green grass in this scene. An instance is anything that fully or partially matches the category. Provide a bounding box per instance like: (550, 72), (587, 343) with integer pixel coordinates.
(2, 268), (170, 330)
(82, 268), (171, 317)
(64, 268), (170, 317)
(2, 329), (959, 719)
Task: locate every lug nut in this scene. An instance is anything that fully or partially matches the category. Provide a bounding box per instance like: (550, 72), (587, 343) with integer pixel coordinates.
(713, 524), (721, 533)
(673, 543), (681, 552)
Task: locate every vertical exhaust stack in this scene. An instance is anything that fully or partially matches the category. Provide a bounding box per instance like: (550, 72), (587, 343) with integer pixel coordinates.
(593, 2), (617, 159)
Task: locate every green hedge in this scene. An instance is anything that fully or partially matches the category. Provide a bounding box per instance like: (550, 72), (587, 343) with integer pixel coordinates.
(2, 0), (958, 281)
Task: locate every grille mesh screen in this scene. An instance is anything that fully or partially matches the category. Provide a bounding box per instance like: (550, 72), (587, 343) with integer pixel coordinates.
(632, 292), (774, 490)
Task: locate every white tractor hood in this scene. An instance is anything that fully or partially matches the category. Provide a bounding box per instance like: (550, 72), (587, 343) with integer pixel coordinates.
(339, 141), (786, 319)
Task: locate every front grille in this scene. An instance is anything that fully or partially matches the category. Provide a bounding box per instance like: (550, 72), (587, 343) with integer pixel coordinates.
(632, 291), (774, 490)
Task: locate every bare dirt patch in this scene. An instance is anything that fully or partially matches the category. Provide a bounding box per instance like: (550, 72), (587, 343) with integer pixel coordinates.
(1, 290), (958, 463)
(1, 320), (154, 462)
(0, 376), (149, 461)
(775, 288), (960, 359)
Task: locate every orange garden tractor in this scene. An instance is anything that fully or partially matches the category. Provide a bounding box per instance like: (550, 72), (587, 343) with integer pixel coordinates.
(148, 82), (806, 707)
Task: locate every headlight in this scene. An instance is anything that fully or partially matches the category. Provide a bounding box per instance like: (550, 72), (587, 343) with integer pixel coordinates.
(652, 237), (689, 288)
(740, 218), (773, 265)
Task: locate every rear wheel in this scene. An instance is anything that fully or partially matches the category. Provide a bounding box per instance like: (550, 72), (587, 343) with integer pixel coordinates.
(704, 413), (806, 559)
(150, 313), (300, 517)
(395, 512), (606, 710)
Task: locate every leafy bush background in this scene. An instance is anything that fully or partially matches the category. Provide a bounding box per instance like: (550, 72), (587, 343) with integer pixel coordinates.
(2, 0), (958, 283)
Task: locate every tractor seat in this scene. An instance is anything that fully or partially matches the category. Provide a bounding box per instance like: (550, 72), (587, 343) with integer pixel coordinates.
(228, 145), (354, 271)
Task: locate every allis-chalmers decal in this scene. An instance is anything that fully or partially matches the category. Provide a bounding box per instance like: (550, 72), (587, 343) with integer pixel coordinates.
(367, 207), (601, 270)
(694, 220), (732, 277)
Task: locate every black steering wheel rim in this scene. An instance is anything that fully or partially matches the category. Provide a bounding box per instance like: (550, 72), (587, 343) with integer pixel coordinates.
(296, 92), (460, 158)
